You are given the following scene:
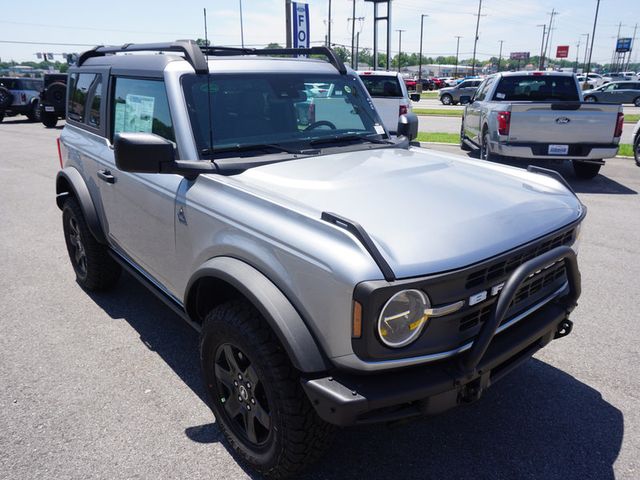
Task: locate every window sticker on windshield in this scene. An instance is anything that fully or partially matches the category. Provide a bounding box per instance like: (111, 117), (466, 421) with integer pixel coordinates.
(344, 86), (351, 93)
(374, 124), (385, 134)
(114, 94), (155, 134)
(495, 92), (505, 99)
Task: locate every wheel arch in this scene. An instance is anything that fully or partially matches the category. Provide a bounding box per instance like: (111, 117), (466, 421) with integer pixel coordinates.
(56, 167), (107, 244)
(185, 256), (331, 373)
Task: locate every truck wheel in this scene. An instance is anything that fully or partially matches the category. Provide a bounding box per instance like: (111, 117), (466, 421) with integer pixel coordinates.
(584, 96), (596, 103)
(46, 82), (67, 111)
(42, 112), (58, 128)
(460, 123), (472, 151)
(634, 135), (640, 167)
(26, 101), (41, 122)
(481, 130), (496, 161)
(0, 111), (4, 123)
(572, 160), (601, 179)
(62, 197), (121, 291)
(0, 87), (12, 108)
(441, 94), (453, 105)
(634, 97), (640, 107)
(200, 301), (334, 478)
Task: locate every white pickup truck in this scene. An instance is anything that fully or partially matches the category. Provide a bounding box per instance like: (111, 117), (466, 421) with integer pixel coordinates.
(357, 70), (412, 134)
(461, 71), (624, 179)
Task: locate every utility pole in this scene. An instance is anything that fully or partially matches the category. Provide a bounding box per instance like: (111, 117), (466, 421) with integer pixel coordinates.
(396, 29), (406, 73)
(418, 14), (429, 81)
(584, 0), (600, 85)
(613, 22), (623, 72)
(454, 36), (462, 77)
(574, 39), (580, 73)
(239, 0), (245, 48)
(497, 40), (504, 72)
(351, 0), (356, 69)
(471, 0), (482, 76)
(285, 0), (292, 48)
(537, 24), (547, 69)
(625, 23), (637, 72)
(581, 33), (590, 72)
(327, 0), (332, 47)
(348, 16), (365, 67)
(542, 9), (556, 69)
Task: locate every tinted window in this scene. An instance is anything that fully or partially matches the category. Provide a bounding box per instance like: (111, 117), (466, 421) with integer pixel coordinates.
(494, 76), (579, 101)
(88, 78), (102, 128)
(112, 78), (174, 142)
(359, 75), (403, 97)
(68, 73), (97, 122)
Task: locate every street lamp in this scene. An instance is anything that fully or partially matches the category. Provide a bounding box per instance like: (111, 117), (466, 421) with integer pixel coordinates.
(584, 0), (601, 85)
(471, 0), (483, 75)
(418, 15), (429, 82)
(239, 0), (245, 48)
(497, 40), (504, 72)
(396, 29), (406, 72)
(581, 33), (590, 72)
(454, 36), (462, 77)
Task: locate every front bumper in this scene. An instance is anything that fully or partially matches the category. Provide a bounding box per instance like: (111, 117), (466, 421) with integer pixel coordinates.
(302, 246), (580, 426)
(492, 141), (618, 161)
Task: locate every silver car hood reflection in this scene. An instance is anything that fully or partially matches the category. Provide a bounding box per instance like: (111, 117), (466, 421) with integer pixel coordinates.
(233, 147), (583, 279)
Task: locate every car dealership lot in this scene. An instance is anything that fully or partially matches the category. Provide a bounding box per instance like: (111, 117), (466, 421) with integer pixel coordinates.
(1, 120), (639, 479)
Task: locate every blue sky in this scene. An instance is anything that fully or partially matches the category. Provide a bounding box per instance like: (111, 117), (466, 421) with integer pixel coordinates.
(1, 0), (638, 65)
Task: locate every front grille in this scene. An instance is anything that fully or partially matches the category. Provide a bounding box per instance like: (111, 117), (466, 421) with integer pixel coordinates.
(459, 260), (567, 332)
(465, 229), (574, 290)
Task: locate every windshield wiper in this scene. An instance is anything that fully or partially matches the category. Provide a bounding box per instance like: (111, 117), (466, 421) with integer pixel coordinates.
(202, 143), (317, 156)
(309, 134), (394, 147)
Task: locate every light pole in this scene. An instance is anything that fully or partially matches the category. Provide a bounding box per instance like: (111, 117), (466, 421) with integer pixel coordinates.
(537, 24), (547, 69)
(327, 0), (332, 47)
(239, 0), (245, 48)
(574, 39), (580, 73)
(584, 0), (601, 85)
(418, 14), (429, 81)
(471, 0), (483, 75)
(454, 36), (462, 77)
(396, 29), (406, 73)
(581, 33), (590, 72)
(497, 40), (504, 72)
(351, 0), (356, 68)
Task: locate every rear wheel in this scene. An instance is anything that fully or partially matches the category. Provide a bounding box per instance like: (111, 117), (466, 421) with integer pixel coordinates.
(42, 112), (58, 128)
(634, 135), (640, 167)
(634, 96), (640, 107)
(0, 111), (4, 123)
(62, 197), (121, 291)
(0, 87), (12, 108)
(572, 160), (601, 179)
(200, 301), (334, 478)
(441, 94), (452, 105)
(480, 129), (496, 161)
(26, 101), (41, 122)
(460, 123), (472, 151)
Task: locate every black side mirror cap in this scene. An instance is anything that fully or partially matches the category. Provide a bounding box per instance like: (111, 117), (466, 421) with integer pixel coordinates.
(397, 112), (419, 141)
(409, 93), (421, 102)
(460, 95), (472, 105)
(114, 132), (216, 179)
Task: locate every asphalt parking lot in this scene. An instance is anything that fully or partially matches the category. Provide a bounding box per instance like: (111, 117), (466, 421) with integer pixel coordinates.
(1, 119), (639, 479)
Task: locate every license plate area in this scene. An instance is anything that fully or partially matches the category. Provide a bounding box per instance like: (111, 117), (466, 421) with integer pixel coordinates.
(548, 144), (569, 155)
(45, 106), (55, 112)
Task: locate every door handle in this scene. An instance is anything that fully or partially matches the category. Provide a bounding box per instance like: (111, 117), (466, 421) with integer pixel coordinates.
(97, 169), (115, 184)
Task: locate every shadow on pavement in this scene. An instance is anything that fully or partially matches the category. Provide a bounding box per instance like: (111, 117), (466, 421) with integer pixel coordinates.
(87, 272), (623, 480)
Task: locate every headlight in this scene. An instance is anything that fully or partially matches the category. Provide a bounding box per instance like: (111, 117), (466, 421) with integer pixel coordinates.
(378, 289), (430, 348)
(572, 222), (583, 255)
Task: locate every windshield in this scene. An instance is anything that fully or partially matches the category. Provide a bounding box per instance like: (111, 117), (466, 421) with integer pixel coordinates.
(359, 75), (403, 98)
(182, 73), (386, 157)
(493, 75), (579, 101)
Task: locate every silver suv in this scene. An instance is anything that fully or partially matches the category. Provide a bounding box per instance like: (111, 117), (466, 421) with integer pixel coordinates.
(56, 41), (585, 478)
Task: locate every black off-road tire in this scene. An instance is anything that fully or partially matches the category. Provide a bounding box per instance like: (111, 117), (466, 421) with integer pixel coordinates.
(62, 197), (121, 291)
(46, 82), (67, 110)
(42, 112), (58, 128)
(200, 301), (334, 479)
(460, 123), (472, 151)
(633, 134), (640, 167)
(0, 86), (12, 108)
(572, 160), (601, 179)
(26, 101), (41, 122)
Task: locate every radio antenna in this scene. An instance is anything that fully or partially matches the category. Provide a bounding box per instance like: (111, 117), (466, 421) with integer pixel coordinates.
(203, 7), (214, 157)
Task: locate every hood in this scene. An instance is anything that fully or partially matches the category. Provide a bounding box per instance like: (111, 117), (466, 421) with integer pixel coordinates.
(232, 147), (583, 279)
(439, 87), (455, 94)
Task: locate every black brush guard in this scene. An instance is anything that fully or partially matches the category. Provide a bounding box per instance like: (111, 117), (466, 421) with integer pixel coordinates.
(302, 246), (581, 426)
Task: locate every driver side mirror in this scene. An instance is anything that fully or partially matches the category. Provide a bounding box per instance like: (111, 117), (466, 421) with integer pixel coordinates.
(114, 133), (215, 180)
(460, 95), (472, 105)
(397, 112), (418, 141)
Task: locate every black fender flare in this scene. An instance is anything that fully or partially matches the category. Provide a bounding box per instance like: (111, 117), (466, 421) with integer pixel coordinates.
(56, 167), (107, 244)
(186, 257), (330, 373)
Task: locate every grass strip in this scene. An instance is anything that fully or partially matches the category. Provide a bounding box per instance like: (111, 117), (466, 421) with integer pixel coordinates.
(413, 108), (463, 117)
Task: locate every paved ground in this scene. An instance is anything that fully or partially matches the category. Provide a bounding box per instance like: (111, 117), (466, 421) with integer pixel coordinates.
(1, 119), (639, 480)
(417, 112), (636, 145)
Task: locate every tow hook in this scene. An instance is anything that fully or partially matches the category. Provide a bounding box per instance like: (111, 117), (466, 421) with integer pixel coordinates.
(459, 375), (486, 404)
(554, 319), (573, 339)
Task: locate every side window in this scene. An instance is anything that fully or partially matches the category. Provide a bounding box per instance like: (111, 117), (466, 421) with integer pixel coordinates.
(68, 73), (97, 122)
(88, 78), (102, 128)
(474, 78), (493, 101)
(111, 77), (175, 142)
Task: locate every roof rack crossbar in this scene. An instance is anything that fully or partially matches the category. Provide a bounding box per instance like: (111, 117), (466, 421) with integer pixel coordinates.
(201, 45), (347, 74)
(77, 41), (209, 74)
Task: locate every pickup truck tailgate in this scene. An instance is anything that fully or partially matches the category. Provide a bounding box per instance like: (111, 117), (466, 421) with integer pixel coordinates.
(507, 103), (620, 144)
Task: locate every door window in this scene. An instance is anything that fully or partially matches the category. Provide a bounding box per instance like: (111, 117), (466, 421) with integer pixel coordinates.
(111, 78), (175, 142)
(68, 73), (99, 123)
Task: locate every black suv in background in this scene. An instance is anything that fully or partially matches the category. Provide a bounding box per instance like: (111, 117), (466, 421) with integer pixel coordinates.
(0, 77), (43, 123)
(39, 74), (67, 128)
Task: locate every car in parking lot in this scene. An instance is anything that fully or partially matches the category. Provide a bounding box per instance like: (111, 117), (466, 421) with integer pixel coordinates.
(56, 40), (585, 478)
(583, 81), (640, 106)
(0, 77), (43, 123)
(358, 70), (412, 133)
(633, 120), (640, 166)
(438, 78), (482, 105)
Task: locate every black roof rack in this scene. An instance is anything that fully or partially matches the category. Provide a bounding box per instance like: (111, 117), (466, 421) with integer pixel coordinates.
(77, 41), (347, 75)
